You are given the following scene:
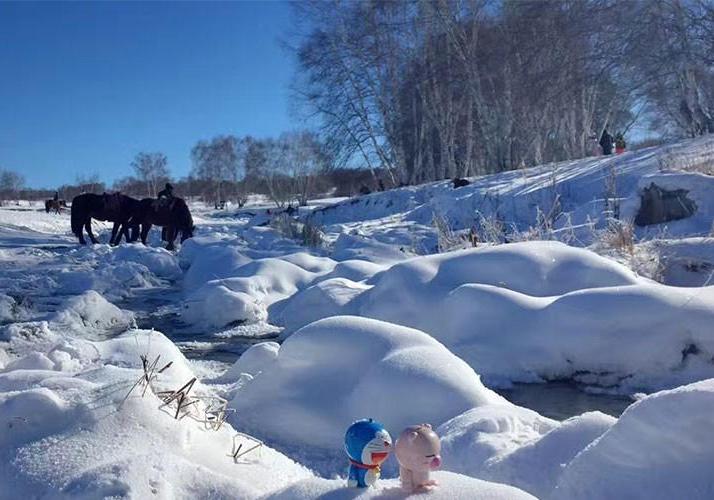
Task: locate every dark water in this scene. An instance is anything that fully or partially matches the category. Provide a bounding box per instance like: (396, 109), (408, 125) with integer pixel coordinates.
(119, 285), (277, 364)
(495, 381), (634, 420)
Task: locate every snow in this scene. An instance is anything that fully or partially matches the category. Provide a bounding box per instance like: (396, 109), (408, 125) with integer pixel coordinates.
(3, 136), (714, 498)
(278, 241), (714, 392)
(229, 316), (505, 451)
(553, 379), (714, 499)
(266, 471), (537, 500)
(438, 407), (615, 498)
(309, 135), (714, 247)
(0, 325), (312, 498)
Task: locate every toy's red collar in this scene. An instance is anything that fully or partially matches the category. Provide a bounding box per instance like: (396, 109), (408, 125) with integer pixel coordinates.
(349, 458), (380, 470)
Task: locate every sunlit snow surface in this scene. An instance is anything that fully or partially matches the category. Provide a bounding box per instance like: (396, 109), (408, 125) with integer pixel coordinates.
(3, 136), (714, 499)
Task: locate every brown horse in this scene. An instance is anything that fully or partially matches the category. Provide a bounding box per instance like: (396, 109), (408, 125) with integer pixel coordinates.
(71, 193), (140, 245)
(130, 197), (195, 250)
(45, 199), (67, 214)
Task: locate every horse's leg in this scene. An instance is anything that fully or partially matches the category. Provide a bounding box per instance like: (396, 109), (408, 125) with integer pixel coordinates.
(110, 222), (120, 246)
(141, 223), (152, 245)
(166, 226), (177, 251)
(121, 223), (131, 243)
(85, 220), (99, 244)
(132, 224), (140, 242)
(77, 218), (87, 245)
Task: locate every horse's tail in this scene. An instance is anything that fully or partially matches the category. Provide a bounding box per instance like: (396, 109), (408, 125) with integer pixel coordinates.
(70, 195), (84, 236)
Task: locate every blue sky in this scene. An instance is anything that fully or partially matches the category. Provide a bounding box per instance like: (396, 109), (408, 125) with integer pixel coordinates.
(0, 1), (297, 188)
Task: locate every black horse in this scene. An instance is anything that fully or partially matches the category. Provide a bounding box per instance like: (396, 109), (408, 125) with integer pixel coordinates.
(71, 193), (139, 245)
(130, 197), (194, 250)
(45, 199), (67, 214)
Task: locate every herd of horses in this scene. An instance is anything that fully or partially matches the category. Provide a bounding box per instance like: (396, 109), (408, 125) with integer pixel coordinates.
(66, 193), (194, 250)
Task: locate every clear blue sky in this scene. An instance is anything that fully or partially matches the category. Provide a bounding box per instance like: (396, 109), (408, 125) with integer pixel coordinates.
(0, 1), (297, 189)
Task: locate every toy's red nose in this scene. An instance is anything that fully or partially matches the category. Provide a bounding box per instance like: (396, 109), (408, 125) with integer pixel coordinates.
(430, 456), (441, 469)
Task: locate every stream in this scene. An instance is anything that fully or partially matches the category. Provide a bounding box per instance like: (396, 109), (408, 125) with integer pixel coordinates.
(122, 283), (635, 420)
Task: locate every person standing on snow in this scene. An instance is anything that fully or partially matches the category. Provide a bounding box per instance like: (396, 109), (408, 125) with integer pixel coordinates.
(599, 128), (614, 155)
(615, 133), (626, 154)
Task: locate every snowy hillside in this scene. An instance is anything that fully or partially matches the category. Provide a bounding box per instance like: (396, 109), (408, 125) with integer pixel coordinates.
(309, 135), (714, 250)
(2, 137), (714, 499)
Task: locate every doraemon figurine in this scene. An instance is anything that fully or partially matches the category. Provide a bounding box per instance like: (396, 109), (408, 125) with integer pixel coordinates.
(344, 418), (392, 488)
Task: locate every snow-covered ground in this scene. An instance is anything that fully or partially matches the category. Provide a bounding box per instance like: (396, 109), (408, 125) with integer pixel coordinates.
(3, 137), (714, 499)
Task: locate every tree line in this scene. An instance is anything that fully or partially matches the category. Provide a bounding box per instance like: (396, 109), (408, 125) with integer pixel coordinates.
(4, 0), (712, 203)
(292, 0), (714, 184)
(0, 131), (380, 206)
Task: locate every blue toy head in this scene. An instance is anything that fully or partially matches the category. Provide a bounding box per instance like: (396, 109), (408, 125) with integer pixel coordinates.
(345, 418), (392, 466)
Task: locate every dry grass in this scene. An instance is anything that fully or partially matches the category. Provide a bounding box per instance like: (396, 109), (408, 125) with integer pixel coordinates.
(598, 218), (636, 255)
(271, 213), (325, 248)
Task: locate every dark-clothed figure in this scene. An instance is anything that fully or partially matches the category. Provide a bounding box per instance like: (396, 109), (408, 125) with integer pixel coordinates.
(53, 191), (59, 201)
(599, 129), (614, 155)
(157, 183), (174, 200)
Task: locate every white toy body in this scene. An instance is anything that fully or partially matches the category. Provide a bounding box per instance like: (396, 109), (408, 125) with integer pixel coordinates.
(395, 424), (441, 491)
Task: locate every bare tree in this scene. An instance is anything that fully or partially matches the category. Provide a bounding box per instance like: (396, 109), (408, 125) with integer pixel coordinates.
(0, 169), (25, 200)
(191, 136), (242, 206)
(131, 152), (169, 197)
(621, 0), (714, 137)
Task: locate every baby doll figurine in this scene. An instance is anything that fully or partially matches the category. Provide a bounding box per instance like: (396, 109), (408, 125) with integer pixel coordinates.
(395, 423), (441, 491)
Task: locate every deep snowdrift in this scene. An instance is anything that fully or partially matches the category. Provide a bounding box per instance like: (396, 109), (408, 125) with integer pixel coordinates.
(270, 241), (714, 391)
(554, 378), (714, 499)
(229, 316), (506, 451)
(0, 328), (312, 498)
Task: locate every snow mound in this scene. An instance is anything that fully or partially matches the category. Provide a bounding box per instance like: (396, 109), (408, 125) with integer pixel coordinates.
(223, 341), (280, 379)
(323, 241), (714, 390)
(183, 243), (252, 290)
(275, 277), (369, 333)
(92, 329), (198, 387)
(109, 245), (182, 280)
(0, 328), (312, 498)
(183, 283), (268, 328)
(487, 411), (616, 498)
(437, 404), (558, 477)
(183, 255), (334, 329)
(265, 471), (536, 500)
(52, 290), (134, 333)
(331, 233), (411, 265)
(554, 379), (714, 500)
(229, 316), (505, 451)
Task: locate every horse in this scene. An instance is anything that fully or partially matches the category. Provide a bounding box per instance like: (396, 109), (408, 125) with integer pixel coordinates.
(70, 193), (140, 245)
(130, 197), (194, 250)
(45, 199), (67, 214)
